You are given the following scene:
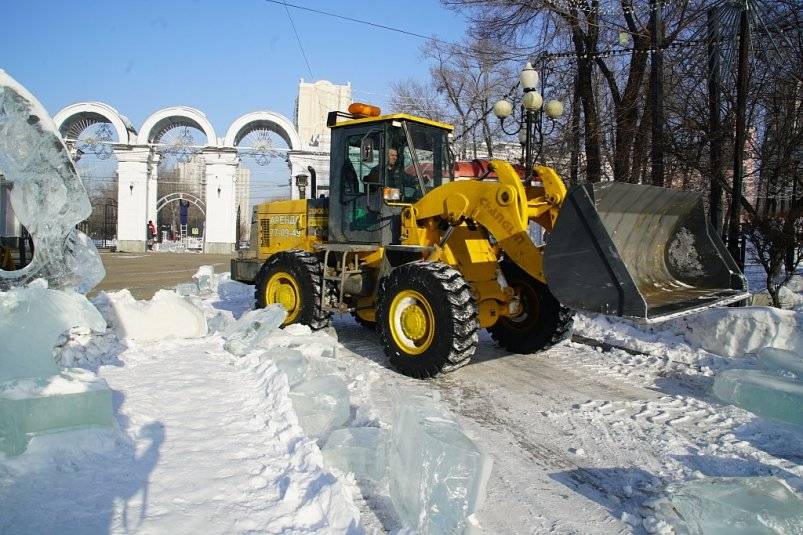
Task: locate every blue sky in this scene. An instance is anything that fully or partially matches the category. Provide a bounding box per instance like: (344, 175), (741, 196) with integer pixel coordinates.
(1, 0), (469, 130)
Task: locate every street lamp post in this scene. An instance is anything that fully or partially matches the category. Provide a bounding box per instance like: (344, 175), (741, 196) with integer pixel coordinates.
(493, 62), (563, 181)
(295, 173), (309, 199)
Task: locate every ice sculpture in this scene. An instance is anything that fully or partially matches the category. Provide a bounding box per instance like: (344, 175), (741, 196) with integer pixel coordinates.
(712, 369), (803, 427)
(662, 477), (803, 534)
(322, 427), (388, 482)
(261, 349), (309, 387)
(758, 347), (803, 379)
(389, 396), (492, 534)
(92, 289), (207, 341)
(0, 286), (113, 456)
(222, 305), (287, 356)
(288, 375), (350, 437)
(0, 70), (104, 293)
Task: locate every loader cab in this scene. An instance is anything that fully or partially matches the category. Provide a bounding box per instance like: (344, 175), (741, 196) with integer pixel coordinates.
(327, 107), (453, 245)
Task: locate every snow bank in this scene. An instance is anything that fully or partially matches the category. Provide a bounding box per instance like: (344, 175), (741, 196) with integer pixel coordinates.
(92, 289), (207, 341)
(673, 307), (803, 357)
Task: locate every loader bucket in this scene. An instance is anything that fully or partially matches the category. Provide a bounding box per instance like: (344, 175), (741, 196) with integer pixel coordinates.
(543, 182), (748, 322)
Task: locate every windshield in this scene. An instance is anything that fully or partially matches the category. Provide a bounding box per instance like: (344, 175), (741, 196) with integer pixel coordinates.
(385, 122), (452, 202)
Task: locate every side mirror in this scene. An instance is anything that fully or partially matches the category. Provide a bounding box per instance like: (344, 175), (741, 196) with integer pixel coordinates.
(361, 138), (374, 163)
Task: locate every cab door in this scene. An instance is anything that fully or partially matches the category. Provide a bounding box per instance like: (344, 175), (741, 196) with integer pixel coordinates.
(338, 126), (384, 244)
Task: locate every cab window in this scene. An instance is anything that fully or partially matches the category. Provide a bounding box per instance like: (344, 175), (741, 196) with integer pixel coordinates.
(343, 131), (382, 196)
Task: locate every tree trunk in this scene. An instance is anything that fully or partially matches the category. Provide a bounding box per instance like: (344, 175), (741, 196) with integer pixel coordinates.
(569, 74), (581, 184)
(576, 54), (602, 183)
(612, 38), (649, 183)
(630, 92), (652, 183)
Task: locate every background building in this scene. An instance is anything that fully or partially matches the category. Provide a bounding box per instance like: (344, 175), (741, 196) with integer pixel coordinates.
(295, 79), (352, 150)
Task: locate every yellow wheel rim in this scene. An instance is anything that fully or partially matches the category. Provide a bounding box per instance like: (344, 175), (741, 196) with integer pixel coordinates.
(389, 289), (435, 355)
(265, 271), (301, 324)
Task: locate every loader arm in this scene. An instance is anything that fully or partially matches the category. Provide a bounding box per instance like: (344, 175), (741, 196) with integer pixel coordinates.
(405, 160), (566, 283)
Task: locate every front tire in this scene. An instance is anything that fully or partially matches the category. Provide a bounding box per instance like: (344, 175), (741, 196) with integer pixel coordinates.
(254, 251), (331, 330)
(378, 261), (478, 378)
(488, 261), (574, 353)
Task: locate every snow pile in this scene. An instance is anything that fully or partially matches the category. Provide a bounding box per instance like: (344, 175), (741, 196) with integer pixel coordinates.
(53, 326), (124, 369)
(676, 307), (803, 357)
(93, 289), (208, 341)
(650, 477), (803, 534)
(750, 274), (803, 310)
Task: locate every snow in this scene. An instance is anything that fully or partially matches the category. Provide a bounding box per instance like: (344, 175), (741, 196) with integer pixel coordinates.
(2, 263), (802, 533)
(675, 307), (803, 357)
(1, 334), (361, 534)
(92, 289), (208, 341)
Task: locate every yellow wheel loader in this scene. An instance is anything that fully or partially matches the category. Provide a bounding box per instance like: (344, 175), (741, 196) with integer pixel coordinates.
(232, 104), (748, 378)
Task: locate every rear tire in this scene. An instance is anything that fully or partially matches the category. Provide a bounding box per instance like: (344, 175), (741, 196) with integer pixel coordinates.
(254, 251), (331, 330)
(378, 261), (478, 378)
(488, 261), (574, 353)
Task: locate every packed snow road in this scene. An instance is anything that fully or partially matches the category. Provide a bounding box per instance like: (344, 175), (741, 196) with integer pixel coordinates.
(331, 317), (802, 534)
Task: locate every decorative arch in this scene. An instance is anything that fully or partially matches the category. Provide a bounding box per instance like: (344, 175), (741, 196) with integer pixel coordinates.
(53, 101), (135, 145)
(156, 192), (206, 215)
(224, 111), (301, 150)
(137, 106), (217, 147)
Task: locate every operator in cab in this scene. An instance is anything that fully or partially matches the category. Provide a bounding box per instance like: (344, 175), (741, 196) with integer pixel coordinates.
(366, 147), (424, 201)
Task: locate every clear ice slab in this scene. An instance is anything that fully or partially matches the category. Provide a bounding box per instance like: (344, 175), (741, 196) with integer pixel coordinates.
(193, 265), (219, 294)
(662, 477), (803, 535)
(222, 305), (287, 356)
(0, 286), (113, 456)
(0, 368), (113, 457)
(0, 70), (104, 293)
(758, 347), (803, 380)
(174, 282), (200, 297)
(712, 369), (803, 427)
(322, 427), (388, 482)
(389, 396), (492, 534)
(260, 349), (309, 387)
(288, 375), (350, 437)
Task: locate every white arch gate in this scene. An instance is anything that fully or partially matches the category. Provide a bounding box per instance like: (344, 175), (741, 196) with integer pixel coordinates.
(54, 102), (325, 253)
(156, 192), (206, 215)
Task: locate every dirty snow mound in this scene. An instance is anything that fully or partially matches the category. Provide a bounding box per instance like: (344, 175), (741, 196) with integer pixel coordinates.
(674, 307), (802, 357)
(92, 289), (207, 341)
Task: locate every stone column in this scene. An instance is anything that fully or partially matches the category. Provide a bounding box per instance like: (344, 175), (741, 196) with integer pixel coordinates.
(114, 146), (151, 252)
(146, 152), (160, 227)
(203, 149), (238, 254)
